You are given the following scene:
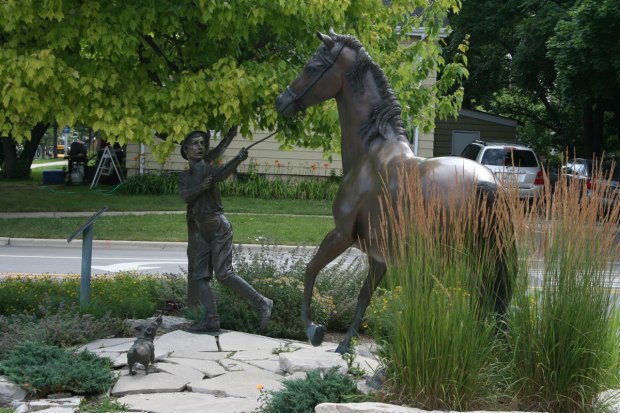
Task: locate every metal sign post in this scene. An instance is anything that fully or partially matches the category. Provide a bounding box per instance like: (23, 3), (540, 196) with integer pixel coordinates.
(67, 206), (108, 306)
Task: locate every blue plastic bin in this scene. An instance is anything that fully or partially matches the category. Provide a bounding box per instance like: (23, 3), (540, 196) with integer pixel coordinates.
(42, 170), (65, 185)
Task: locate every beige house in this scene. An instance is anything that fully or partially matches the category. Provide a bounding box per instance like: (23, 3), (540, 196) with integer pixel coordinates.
(124, 108), (519, 178)
(125, 127), (436, 178)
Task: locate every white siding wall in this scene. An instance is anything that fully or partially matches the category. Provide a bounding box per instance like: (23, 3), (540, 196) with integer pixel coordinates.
(126, 130), (344, 178)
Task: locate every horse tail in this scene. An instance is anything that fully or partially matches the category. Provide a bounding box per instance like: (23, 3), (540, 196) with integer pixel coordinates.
(475, 181), (517, 325)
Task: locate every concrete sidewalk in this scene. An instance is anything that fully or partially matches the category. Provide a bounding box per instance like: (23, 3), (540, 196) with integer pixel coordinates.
(0, 210), (185, 219)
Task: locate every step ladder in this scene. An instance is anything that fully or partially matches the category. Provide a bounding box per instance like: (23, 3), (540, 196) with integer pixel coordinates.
(91, 146), (123, 189)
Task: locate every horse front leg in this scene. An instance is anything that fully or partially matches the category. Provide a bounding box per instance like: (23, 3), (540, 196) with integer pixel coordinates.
(335, 258), (386, 354)
(303, 228), (353, 347)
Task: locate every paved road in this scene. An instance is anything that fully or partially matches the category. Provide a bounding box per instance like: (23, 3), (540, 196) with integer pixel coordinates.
(0, 238), (363, 276)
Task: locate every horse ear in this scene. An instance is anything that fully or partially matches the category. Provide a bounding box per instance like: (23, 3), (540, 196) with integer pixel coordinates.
(328, 27), (338, 37)
(316, 31), (335, 49)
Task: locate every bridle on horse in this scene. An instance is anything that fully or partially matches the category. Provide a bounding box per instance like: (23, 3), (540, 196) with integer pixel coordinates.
(280, 41), (346, 113)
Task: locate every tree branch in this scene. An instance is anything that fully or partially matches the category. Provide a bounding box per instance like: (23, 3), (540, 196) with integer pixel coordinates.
(140, 33), (180, 73)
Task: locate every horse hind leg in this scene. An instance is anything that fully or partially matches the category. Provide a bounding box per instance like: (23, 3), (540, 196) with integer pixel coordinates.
(303, 228), (353, 347)
(476, 180), (516, 331)
(335, 258), (386, 355)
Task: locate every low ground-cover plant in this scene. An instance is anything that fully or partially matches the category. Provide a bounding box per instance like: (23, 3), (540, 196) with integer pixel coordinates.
(0, 341), (114, 398)
(79, 398), (129, 413)
(258, 367), (369, 413)
(0, 304), (126, 359)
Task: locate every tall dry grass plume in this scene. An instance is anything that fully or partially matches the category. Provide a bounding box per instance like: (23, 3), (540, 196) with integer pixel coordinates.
(370, 158), (620, 412)
(373, 164), (516, 410)
(508, 158), (620, 412)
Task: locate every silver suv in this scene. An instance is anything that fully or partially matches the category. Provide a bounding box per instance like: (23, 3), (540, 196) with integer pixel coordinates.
(562, 158), (620, 211)
(460, 140), (544, 199)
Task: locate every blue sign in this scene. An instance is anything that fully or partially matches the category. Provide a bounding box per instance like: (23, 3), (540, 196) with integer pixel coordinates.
(63, 126), (71, 134)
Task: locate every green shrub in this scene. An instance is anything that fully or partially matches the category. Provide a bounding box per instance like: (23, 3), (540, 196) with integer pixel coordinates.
(220, 172), (340, 200)
(258, 367), (367, 413)
(314, 254), (367, 332)
(0, 341), (114, 397)
(0, 272), (187, 320)
(79, 397), (129, 412)
(0, 305), (126, 359)
(119, 170), (341, 200)
(119, 173), (179, 195)
(214, 249), (335, 340)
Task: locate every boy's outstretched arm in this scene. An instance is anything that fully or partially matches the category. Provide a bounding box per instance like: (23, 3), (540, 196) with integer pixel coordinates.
(206, 126), (237, 163)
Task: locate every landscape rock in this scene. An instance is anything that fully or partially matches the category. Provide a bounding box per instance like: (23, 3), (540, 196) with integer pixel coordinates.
(0, 376), (26, 404)
(11, 396), (82, 413)
(315, 403), (549, 413)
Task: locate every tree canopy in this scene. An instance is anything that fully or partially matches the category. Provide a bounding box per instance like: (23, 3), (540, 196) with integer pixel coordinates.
(0, 0), (466, 177)
(446, 0), (620, 159)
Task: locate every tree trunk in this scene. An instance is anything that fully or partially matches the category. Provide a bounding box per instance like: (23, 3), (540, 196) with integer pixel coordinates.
(582, 100), (604, 158)
(0, 122), (50, 179)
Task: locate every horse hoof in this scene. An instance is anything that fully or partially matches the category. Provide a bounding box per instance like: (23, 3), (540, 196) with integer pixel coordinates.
(307, 324), (325, 347)
(335, 342), (348, 355)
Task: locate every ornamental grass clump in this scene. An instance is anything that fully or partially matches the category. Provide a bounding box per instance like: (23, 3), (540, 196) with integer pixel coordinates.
(506, 160), (620, 412)
(372, 166), (516, 410)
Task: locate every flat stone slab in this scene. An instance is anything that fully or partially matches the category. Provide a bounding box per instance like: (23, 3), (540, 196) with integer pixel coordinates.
(78, 337), (134, 352)
(11, 396), (83, 413)
(154, 330), (223, 354)
(279, 346), (348, 375)
(117, 392), (258, 413)
(316, 403), (549, 413)
(188, 366), (283, 399)
(111, 369), (189, 397)
(209, 331), (290, 352)
(165, 357), (227, 378)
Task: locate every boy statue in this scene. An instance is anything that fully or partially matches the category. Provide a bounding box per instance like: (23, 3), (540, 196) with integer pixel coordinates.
(179, 128), (273, 332)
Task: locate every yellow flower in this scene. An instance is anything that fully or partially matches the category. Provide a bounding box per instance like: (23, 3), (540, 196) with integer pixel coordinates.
(256, 384), (264, 390)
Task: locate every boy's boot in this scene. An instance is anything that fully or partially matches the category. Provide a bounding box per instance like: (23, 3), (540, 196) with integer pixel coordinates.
(220, 275), (273, 330)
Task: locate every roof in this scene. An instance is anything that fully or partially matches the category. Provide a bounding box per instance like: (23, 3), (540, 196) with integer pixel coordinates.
(459, 109), (520, 128)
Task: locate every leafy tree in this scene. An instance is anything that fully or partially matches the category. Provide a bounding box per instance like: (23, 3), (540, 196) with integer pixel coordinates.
(446, 0), (619, 158)
(548, 0), (620, 157)
(0, 0), (466, 179)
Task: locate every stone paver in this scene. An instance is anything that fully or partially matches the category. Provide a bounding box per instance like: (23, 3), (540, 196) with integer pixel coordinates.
(4, 317), (590, 412)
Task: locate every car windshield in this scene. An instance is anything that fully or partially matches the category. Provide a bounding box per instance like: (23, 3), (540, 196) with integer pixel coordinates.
(461, 145), (481, 160)
(481, 148), (538, 167)
(564, 160), (591, 177)
(602, 162), (620, 181)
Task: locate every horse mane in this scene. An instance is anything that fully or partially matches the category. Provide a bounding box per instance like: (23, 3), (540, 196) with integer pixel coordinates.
(333, 34), (407, 148)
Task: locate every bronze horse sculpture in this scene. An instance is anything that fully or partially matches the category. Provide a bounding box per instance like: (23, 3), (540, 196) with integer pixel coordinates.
(275, 30), (514, 354)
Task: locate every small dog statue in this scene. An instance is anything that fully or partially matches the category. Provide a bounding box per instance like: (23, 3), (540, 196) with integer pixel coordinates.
(127, 315), (162, 375)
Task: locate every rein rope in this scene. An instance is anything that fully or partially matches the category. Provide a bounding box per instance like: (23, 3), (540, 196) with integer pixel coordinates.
(281, 42), (346, 113)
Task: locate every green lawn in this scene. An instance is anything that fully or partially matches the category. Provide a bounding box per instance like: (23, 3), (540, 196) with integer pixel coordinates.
(0, 214), (334, 245)
(0, 174), (334, 245)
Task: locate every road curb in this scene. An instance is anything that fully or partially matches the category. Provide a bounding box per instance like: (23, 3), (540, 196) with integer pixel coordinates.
(3, 237), (318, 253)
(5, 237), (188, 250)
